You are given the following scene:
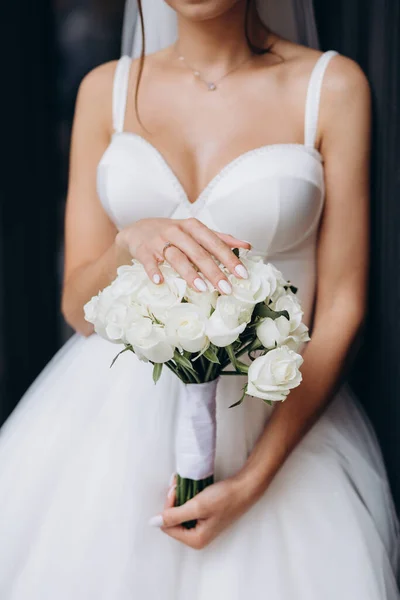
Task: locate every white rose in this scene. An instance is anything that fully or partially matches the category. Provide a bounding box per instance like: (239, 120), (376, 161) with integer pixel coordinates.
(257, 315), (291, 349)
(101, 299), (145, 343)
(185, 282), (218, 318)
(270, 291), (310, 351)
(165, 304), (209, 353)
(286, 322), (311, 351)
(103, 301), (130, 341)
(160, 263), (180, 281)
(206, 296), (251, 347)
(247, 347), (304, 402)
(229, 259), (279, 305)
(84, 295), (99, 324)
(273, 292), (303, 329)
(137, 276), (186, 322)
(110, 262), (147, 299)
(84, 287), (126, 342)
(87, 286), (115, 325)
(126, 320), (174, 363)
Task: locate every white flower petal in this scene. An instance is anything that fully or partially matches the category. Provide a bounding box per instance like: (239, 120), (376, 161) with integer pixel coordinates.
(247, 347), (303, 402)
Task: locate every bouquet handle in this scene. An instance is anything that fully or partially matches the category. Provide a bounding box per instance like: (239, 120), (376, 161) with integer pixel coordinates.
(175, 379), (219, 527)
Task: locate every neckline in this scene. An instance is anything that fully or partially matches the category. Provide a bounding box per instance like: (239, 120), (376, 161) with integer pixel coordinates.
(111, 131), (323, 214)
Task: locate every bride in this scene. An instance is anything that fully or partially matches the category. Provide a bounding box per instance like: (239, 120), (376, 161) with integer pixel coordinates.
(0, 0), (399, 597)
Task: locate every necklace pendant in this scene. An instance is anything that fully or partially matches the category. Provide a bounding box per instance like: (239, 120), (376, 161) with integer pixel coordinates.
(207, 82), (217, 91)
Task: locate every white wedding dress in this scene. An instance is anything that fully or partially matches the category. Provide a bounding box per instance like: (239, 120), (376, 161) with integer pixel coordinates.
(0, 51), (399, 599)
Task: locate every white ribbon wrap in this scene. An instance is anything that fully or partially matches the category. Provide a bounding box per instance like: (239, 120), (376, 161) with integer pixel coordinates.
(175, 380), (218, 481)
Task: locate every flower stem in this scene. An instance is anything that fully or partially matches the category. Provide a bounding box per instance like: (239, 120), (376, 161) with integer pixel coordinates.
(175, 474), (214, 529)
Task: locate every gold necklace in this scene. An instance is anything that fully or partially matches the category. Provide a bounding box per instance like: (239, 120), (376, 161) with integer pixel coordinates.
(176, 47), (253, 92)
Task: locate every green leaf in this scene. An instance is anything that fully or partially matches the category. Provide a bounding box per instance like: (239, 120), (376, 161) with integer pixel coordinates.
(232, 247), (240, 258)
(235, 360), (249, 375)
(229, 385), (248, 408)
(284, 283), (298, 294)
(254, 303), (290, 321)
(152, 363), (163, 384)
(109, 345), (133, 369)
(203, 346), (220, 364)
(173, 350), (196, 372)
(245, 338), (264, 353)
(225, 344), (238, 367)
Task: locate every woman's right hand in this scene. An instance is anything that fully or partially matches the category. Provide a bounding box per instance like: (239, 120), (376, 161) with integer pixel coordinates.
(115, 217), (251, 294)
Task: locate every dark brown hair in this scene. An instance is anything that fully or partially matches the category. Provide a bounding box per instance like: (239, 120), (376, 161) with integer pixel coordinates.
(134, 0), (271, 119)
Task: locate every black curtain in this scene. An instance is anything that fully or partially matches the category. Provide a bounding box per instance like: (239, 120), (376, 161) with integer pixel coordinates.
(315, 0), (400, 509)
(0, 0), (60, 423)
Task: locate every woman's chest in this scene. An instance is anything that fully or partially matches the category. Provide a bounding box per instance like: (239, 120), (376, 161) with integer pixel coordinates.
(97, 134), (325, 257)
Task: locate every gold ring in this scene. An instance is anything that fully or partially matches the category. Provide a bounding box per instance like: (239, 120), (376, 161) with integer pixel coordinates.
(162, 241), (174, 261)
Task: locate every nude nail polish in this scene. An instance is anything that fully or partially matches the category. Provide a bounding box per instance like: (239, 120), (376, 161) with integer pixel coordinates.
(167, 484), (177, 499)
(149, 515), (164, 528)
(152, 274), (161, 284)
(218, 280), (232, 295)
(235, 264), (248, 279)
(194, 278), (207, 292)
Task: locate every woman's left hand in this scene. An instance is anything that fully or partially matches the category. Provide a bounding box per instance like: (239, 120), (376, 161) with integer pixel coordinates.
(150, 476), (257, 550)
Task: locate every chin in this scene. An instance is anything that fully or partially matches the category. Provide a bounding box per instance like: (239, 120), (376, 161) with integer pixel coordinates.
(164, 0), (243, 21)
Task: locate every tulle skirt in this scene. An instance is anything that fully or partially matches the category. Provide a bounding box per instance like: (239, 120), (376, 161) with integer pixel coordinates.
(0, 333), (398, 599)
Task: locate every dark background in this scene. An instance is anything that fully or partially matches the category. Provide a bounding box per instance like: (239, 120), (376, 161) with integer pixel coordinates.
(1, 0), (399, 509)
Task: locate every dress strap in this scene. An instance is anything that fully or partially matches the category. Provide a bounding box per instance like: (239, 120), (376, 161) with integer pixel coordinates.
(304, 50), (339, 148)
(112, 55), (132, 133)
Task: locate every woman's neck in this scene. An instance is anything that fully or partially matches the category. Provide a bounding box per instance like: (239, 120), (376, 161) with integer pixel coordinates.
(176, 1), (265, 70)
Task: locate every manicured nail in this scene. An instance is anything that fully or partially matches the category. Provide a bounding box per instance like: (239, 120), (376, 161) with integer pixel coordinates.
(149, 515), (164, 528)
(242, 240), (252, 246)
(194, 277), (207, 292)
(168, 484), (177, 499)
(235, 264), (248, 279)
(169, 473), (176, 486)
(152, 274), (161, 284)
(218, 280), (232, 295)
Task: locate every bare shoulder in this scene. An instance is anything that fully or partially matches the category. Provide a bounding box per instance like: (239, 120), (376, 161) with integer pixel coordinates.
(78, 60), (119, 105)
(271, 37), (370, 105)
(74, 61), (119, 134)
(74, 58), (141, 132)
(78, 52), (167, 96)
(318, 54), (370, 112)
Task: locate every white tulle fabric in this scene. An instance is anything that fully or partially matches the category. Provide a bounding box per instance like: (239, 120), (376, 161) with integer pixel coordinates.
(0, 51), (399, 599)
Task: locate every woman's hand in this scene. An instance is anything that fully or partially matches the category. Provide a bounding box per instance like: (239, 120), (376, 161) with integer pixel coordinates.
(115, 217), (251, 294)
(150, 475), (258, 550)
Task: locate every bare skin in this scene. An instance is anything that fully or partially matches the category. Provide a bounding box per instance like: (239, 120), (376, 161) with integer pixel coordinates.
(62, 0), (371, 550)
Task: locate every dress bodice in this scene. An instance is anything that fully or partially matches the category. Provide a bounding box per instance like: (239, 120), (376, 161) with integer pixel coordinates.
(97, 51), (338, 325)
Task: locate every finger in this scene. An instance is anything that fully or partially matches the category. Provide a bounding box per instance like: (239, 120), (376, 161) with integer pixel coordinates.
(165, 230), (233, 294)
(216, 232), (252, 250)
(183, 219), (249, 281)
(163, 521), (209, 550)
(163, 245), (211, 293)
(149, 496), (203, 529)
(164, 482), (177, 510)
(134, 244), (164, 285)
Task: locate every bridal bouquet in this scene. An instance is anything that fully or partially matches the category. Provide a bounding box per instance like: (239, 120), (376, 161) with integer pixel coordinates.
(84, 250), (309, 527)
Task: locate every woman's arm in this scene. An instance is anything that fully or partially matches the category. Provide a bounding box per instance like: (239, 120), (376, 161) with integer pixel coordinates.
(239, 57), (371, 495)
(158, 56), (371, 549)
(62, 62), (130, 336)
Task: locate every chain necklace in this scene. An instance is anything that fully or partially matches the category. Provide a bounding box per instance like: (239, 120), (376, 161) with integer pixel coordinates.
(176, 46), (253, 92)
